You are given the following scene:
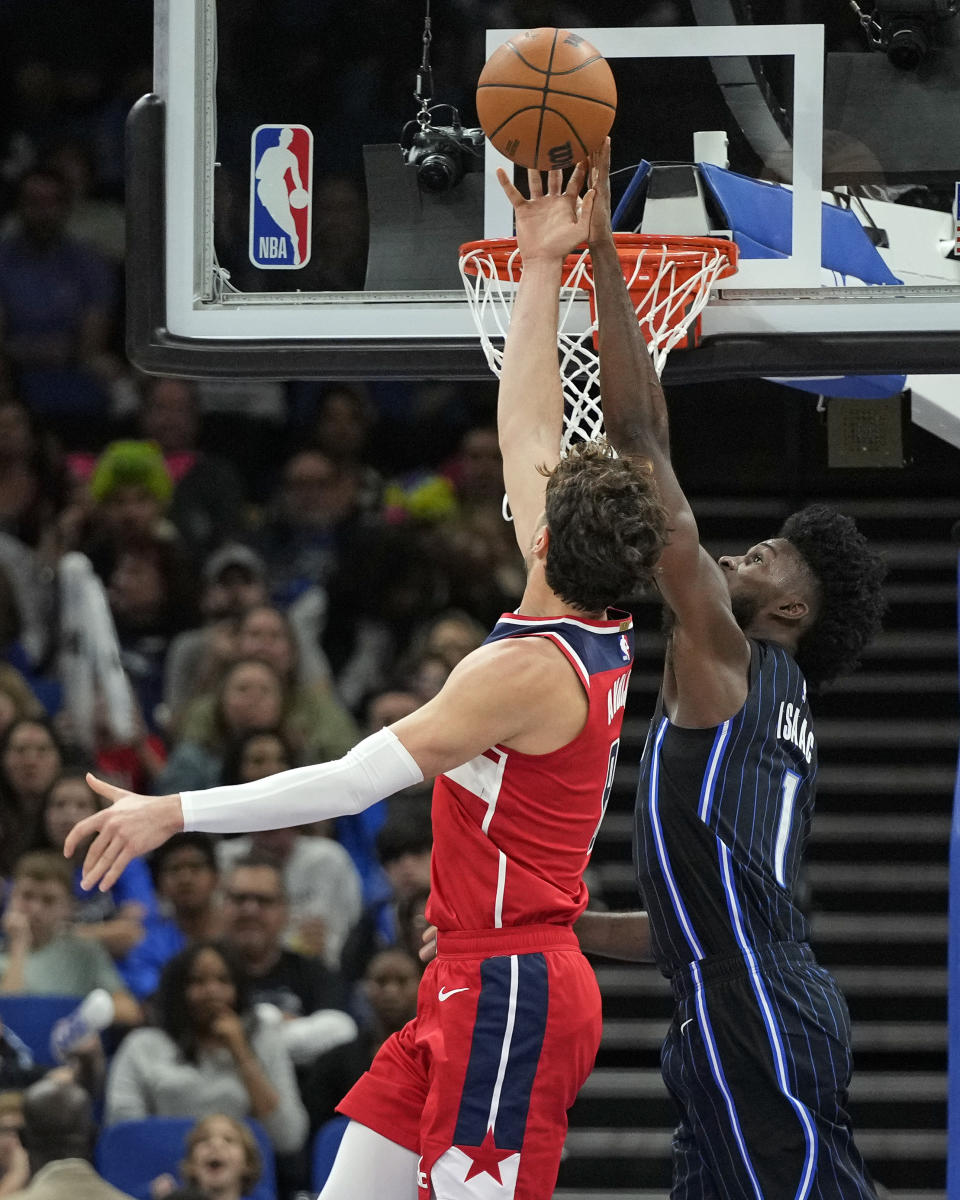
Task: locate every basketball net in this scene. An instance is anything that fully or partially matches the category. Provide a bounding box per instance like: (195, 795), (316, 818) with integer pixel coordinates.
(459, 233), (738, 453)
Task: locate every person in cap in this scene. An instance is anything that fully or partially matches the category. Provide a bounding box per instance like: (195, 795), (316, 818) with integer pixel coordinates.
(162, 544), (270, 724)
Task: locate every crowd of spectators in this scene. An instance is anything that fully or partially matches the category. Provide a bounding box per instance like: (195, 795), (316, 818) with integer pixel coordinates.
(0, 4), (570, 1196)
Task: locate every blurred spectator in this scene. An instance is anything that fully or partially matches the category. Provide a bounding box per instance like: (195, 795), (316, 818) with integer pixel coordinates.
(76, 441), (179, 579)
(148, 834), (224, 953)
(432, 507), (526, 624)
(104, 941), (308, 1156)
(306, 385), (382, 512)
(214, 731), (363, 968)
(218, 729), (292, 785)
(443, 425), (504, 515)
(220, 857), (351, 1023)
(150, 1113), (262, 1200)
(172, 604), (357, 763)
(0, 1091), (30, 1194)
(0, 852), (140, 1027)
(339, 809), (433, 982)
(107, 532), (198, 734)
(396, 609), (488, 703)
(333, 688), (423, 903)
(135, 378), (249, 566)
(407, 653), (450, 704)
(1, 1075), (134, 1200)
(254, 450), (360, 611)
(298, 948), (420, 1132)
(156, 660), (289, 794)
(217, 820), (362, 970)
(320, 520), (448, 713)
(163, 545), (269, 724)
(34, 768), (166, 1000)
(416, 609), (487, 671)
(0, 559), (60, 724)
(364, 689), (421, 731)
(0, 398), (68, 553)
(0, 168), (122, 447)
(193, 379), (288, 507)
(42, 139), (125, 265)
(0, 720), (65, 877)
(90, 694), (167, 796)
(0, 682), (41, 746)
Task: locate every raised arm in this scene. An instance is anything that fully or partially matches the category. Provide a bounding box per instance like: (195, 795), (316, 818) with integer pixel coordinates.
(588, 142), (747, 705)
(496, 164), (594, 551)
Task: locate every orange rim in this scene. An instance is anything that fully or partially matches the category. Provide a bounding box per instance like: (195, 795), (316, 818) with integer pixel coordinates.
(459, 232), (739, 286)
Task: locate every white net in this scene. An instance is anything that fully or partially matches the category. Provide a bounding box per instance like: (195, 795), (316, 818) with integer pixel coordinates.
(459, 236), (734, 452)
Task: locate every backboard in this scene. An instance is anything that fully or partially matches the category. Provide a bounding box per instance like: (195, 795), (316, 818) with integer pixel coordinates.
(132, 1), (960, 441)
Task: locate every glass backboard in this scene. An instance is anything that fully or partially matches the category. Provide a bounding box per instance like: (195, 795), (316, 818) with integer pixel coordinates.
(132, 0), (960, 442)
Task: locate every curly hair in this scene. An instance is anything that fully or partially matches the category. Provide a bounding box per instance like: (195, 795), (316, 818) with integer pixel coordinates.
(778, 504), (887, 689)
(541, 439), (669, 613)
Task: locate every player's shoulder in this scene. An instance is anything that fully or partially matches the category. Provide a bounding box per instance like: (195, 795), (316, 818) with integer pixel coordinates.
(453, 631), (576, 689)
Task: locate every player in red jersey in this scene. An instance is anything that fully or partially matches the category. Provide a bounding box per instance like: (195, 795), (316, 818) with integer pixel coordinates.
(64, 164), (668, 1200)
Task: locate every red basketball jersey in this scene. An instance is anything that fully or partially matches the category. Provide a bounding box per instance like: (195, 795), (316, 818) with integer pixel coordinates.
(427, 611), (634, 932)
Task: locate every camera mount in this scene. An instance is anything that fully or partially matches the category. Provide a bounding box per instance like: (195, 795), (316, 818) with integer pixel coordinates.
(849, 0), (960, 67)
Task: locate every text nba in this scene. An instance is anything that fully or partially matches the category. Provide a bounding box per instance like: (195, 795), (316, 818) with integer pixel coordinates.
(258, 236), (293, 261)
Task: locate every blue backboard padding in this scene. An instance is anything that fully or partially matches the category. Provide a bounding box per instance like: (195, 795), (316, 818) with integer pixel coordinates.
(611, 160), (651, 231)
(772, 375), (906, 399)
(698, 163), (902, 285)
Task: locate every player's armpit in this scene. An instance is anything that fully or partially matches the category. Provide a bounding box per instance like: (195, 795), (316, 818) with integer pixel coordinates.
(573, 909), (654, 963)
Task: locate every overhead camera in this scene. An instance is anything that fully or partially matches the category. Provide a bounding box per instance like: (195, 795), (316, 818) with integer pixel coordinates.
(401, 105), (484, 194)
(873, 0), (960, 68)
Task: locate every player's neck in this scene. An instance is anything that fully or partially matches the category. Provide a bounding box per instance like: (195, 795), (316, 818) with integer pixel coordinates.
(517, 577), (605, 621)
(741, 614), (802, 652)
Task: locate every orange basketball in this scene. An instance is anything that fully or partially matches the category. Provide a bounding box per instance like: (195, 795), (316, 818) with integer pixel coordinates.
(476, 28), (616, 172)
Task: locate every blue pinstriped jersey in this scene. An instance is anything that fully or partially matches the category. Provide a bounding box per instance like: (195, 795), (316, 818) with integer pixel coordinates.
(634, 639), (816, 976)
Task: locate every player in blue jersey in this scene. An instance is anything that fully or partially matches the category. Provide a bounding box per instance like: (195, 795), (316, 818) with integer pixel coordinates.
(577, 140), (888, 1199)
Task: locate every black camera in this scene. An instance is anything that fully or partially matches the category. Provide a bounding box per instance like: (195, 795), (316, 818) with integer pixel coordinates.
(873, 0), (959, 67)
(401, 106), (484, 194)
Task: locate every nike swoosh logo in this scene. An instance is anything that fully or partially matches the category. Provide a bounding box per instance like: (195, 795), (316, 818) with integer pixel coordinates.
(438, 987), (470, 1002)
(680, 1018), (694, 1035)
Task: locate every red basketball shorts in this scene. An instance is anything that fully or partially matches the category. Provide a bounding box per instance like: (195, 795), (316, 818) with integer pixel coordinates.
(337, 924), (603, 1200)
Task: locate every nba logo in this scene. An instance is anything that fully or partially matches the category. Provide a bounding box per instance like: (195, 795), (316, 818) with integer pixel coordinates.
(249, 124), (313, 269)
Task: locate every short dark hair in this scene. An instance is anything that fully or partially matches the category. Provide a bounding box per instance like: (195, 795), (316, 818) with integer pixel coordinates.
(149, 831), (218, 885)
(541, 440), (668, 613)
(226, 853), (287, 898)
(778, 504), (887, 688)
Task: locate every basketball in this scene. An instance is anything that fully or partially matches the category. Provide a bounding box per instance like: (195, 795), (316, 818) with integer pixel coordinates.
(476, 28), (616, 172)
(288, 187), (309, 209)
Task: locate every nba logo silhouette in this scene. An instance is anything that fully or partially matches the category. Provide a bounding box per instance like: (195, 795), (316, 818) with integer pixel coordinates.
(249, 124), (313, 269)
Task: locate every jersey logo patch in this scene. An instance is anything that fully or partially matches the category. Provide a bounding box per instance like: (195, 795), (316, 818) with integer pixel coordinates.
(619, 633), (630, 661)
(438, 986), (470, 1002)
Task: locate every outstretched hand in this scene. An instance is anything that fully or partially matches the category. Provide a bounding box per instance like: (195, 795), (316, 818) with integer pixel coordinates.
(497, 162), (595, 263)
(587, 137), (614, 249)
(63, 774), (184, 893)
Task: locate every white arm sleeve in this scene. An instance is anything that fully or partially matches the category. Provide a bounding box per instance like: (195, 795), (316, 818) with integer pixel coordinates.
(180, 727), (424, 834)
